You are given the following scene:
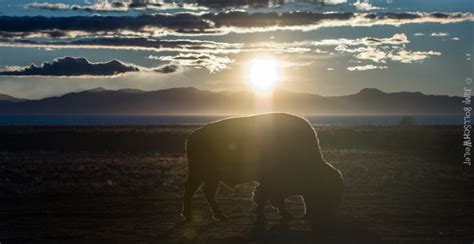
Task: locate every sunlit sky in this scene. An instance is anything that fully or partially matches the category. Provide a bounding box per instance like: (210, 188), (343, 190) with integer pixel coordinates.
(0, 0), (472, 99)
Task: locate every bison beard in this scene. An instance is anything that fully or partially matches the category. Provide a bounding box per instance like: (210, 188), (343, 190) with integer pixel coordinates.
(181, 113), (344, 226)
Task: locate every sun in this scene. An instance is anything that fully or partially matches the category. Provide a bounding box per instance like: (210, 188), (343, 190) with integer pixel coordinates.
(247, 58), (280, 94)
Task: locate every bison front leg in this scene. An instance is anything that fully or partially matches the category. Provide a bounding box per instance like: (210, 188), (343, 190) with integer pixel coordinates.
(272, 197), (291, 220)
(203, 180), (227, 221)
(181, 176), (202, 221)
(303, 197), (312, 219)
(252, 185), (268, 223)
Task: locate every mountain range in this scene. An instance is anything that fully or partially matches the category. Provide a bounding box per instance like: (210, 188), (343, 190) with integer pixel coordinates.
(0, 87), (464, 115)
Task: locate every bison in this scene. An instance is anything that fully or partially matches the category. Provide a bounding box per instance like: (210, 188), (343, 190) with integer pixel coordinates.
(181, 113), (344, 224)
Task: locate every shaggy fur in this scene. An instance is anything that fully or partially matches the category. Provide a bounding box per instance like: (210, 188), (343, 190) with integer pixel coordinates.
(181, 113), (344, 223)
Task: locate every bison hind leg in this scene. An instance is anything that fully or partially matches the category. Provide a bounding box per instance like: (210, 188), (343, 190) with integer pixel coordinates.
(252, 184), (268, 223)
(203, 180), (227, 221)
(181, 175), (202, 221)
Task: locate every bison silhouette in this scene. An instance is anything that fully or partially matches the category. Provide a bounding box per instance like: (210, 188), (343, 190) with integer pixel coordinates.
(181, 113), (344, 224)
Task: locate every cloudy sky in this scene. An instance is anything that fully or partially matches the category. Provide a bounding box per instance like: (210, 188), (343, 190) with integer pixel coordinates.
(0, 0), (472, 99)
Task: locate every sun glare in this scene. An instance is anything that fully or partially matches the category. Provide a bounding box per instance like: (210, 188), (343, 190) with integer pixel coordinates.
(247, 58), (280, 94)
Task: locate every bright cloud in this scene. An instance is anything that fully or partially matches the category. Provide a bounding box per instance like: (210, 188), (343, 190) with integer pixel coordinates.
(25, 2), (72, 11)
(431, 32), (449, 37)
(355, 47), (388, 63)
(347, 64), (387, 71)
(149, 53), (233, 73)
(325, 0), (348, 4)
(387, 50), (442, 63)
(353, 1), (381, 11)
(0, 32), (441, 73)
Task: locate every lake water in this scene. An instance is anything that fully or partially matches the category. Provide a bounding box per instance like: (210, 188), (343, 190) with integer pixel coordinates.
(0, 115), (462, 126)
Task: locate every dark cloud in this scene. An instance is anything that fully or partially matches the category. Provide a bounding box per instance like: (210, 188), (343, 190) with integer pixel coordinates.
(0, 57), (139, 77)
(25, 0), (271, 12)
(154, 64), (179, 73)
(207, 11), (353, 27)
(68, 37), (229, 50)
(365, 12), (419, 20)
(0, 14), (209, 34)
(1, 37), (242, 57)
(196, 0), (271, 7)
(0, 12), (471, 38)
(25, 1), (165, 12)
(0, 30), (71, 41)
(129, 0), (162, 8)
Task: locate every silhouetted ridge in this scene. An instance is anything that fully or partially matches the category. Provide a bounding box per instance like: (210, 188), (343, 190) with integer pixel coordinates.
(357, 88), (384, 96)
(0, 88), (463, 115)
(84, 87), (108, 93)
(0, 93), (27, 102)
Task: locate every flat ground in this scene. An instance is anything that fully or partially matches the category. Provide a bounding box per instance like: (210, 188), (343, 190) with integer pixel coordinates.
(0, 126), (473, 243)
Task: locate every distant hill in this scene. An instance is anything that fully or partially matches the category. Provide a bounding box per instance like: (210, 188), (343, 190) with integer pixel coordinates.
(0, 87), (464, 115)
(0, 93), (27, 103)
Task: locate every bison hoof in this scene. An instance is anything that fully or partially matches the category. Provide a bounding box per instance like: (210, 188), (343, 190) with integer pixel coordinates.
(180, 212), (192, 222)
(212, 213), (227, 221)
